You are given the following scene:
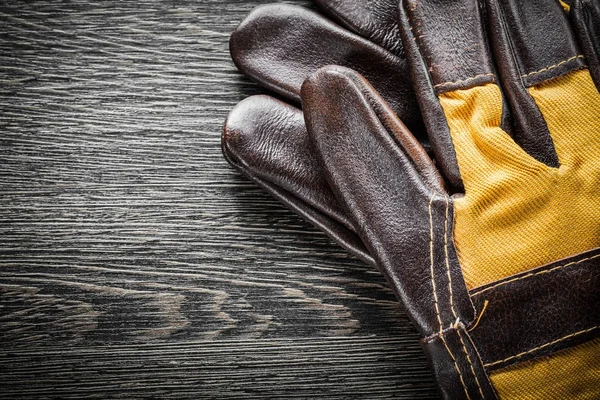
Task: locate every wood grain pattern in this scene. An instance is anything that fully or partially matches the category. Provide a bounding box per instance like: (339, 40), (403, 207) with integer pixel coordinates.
(0, 1), (438, 398)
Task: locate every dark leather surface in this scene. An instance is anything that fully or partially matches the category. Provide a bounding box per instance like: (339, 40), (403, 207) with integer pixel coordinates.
(401, 0), (496, 93)
(496, 0), (584, 87)
(469, 248), (600, 370)
(484, 0), (560, 167)
(397, 0), (479, 189)
(223, 96), (353, 231)
(229, 4), (425, 136)
(222, 94), (375, 266)
(223, 2), (600, 398)
(397, 0), (598, 185)
(302, 65), (474, 339)
(224, 0), (600, 265)
(572, 0), (600, 88)
(314, 0), (404, 57)
(223, 1), (431, 264)
(422, 323), (497, 400)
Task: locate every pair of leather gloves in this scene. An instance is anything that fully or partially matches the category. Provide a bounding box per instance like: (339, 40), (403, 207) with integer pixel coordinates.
(222, 0), (600, 398)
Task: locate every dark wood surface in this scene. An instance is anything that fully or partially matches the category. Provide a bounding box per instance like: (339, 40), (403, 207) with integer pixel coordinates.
(0, 1), (438, 398)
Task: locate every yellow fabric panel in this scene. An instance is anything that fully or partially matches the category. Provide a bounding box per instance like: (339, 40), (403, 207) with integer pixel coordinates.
(490, 337), (600, 400)
(439, 70), (600, 289)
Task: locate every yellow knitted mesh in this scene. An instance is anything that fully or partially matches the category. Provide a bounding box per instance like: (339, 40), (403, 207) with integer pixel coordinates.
(490, 337), (600, 400)
(439, 69), (600, 289)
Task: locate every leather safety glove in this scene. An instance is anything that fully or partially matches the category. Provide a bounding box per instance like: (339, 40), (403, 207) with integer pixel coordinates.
(223, 1), (430, 267)
(222, 0), (600, 272)
(300, 0), (600, 399)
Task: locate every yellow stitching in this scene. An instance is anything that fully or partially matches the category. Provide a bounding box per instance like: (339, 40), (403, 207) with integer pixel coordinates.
(433, 73), (495, 89)
(443, 198), (485, 397)
(471, 253), (600, 296)
(484, 326), (599, 368)
(430, 194), (472, 400)
(521, 55), (585, 78)
(422, 323), (458, 342)
(559, 0), (571, 12)
(456, 325), (486, 399)
(429, 193), (444, 330)
(441, 334), (473, 400)
(443, 196), (458, 320)
(467, 300), (489, 332)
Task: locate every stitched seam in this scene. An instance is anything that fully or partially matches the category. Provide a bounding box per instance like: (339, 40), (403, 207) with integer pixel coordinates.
(443, 197), (485, 397)
(429, 193), (471, 399)
(441, 334), (473, 400)
(429, 193), (444, 330)
(471, 253), (600, 296)
(443, 196), (458, 320)
(521, 55), (584, 78)
(433, 73), (494, 89)
(423, 324), (460, 342)
(456, 326), (485, 399)
(483, 326), (599, 368)
(407, 5), (441, 100)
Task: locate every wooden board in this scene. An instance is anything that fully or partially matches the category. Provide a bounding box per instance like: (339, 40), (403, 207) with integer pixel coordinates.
(0, 1), (439, 398)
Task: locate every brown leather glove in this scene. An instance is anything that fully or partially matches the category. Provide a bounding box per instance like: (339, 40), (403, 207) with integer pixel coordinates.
(300, 0), (600, 398)
(223, 1), (431, 266)
(223, 0), (600, 271)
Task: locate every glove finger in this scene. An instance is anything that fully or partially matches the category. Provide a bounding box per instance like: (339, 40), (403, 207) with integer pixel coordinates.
(314, 0), (403, 57)
(302, 66), (466, 334)
(570, 0), (600, 88)
(484, 0), (589, 167)
(489, 0), (600, 164)
(489, 0), (584, 88)
(222, 95), (375, 266)
(397, 0), (498, 189)
(397, 0), (570, 188)
(229, 4), (426, 138)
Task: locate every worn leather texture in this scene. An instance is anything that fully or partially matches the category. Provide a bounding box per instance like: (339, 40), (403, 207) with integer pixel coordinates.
(224, 1), (600, 399)
(495, 0), (584, 87)
(229, 4), (424, 135)
(303, 65), (497, 398)
(401, 0), (496, 93)
(397, 0), (466, 188)
(314, 0), (404, 56)
(468, 248), (600, 370)
(223, 1), (434, 266)
(302, 65), (475, 346)
(484, 0), (561, 167)
(422, 323), (497, 400)
(222, 95), (375, 266)
(571, 0), (600, 87)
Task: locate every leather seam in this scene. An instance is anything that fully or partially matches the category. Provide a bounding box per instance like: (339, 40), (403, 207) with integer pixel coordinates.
(429, 193), (444, 330)
(428, 193), (471, 400)
(443, 196), (485, 398)
(456, 325), (485, 398)
(407, 8), (439, 99)
(470, 253), (600, 296)
(440, 334), (472, 400)
(422, 322), (487, 398)
(423, 323), (458, 342)
(483, 326), (599, 368)
(443, 196), (458, 321)
(433, 73), (494, 89)
(520, 55), (585, 78)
